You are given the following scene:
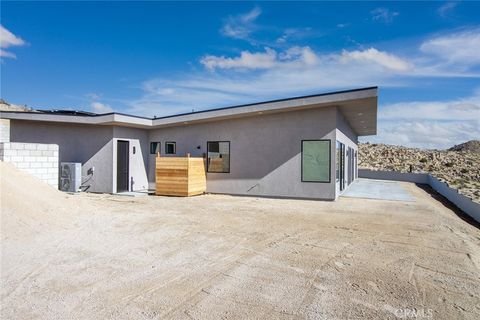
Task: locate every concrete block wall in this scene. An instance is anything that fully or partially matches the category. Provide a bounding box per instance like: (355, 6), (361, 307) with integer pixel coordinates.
(358, 169), (429, 184)
(0, 119), (10, 143)
(428, 175), (480, 223)
(0, 142), (59, 188)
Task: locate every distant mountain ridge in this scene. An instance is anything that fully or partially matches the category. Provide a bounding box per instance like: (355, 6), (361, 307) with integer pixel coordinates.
(449, 140), (480, 154)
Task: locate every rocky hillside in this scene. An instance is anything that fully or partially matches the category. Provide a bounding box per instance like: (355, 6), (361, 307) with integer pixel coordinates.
(449, 140), (480, 154)
(359, 141), (480, 203)
(0, 99), (36, 112)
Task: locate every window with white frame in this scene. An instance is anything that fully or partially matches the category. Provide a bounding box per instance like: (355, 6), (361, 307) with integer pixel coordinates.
(165, 142), (176, 155)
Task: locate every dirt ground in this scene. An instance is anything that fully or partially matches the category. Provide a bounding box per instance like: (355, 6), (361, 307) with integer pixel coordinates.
(1, 162), (480, 319)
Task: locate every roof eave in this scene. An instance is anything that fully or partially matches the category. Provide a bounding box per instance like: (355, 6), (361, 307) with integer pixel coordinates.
(0, 87), (378, 132)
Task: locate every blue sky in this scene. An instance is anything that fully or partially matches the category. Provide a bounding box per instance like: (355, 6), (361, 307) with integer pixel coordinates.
(1, 1), (479, 149)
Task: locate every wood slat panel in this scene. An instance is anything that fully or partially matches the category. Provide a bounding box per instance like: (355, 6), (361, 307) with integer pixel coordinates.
(156, 156), (206, 196)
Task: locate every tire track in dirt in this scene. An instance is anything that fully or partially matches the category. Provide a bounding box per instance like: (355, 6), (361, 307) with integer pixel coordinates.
(156, 232), (300, 319)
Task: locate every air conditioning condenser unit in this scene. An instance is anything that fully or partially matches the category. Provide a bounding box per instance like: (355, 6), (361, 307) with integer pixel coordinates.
(60, 162), (82, 192)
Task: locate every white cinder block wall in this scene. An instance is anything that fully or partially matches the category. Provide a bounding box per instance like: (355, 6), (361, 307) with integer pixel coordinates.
(0, 119), (10, 143)
(0, 142), (59, 189)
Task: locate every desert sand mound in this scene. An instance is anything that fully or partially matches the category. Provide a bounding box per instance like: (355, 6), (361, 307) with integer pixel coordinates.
(0, 162), (81, 240)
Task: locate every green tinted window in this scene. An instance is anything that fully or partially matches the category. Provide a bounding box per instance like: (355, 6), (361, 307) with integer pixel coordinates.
(302, 140), (331, 182)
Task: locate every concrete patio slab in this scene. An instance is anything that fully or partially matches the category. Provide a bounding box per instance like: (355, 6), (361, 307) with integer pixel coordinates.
(341, 178), (415, 201)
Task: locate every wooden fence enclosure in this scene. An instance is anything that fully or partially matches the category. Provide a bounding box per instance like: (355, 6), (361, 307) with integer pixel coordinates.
(155, 155), (206, 196)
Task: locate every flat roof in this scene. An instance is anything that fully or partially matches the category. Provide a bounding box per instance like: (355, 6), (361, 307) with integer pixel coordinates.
(0, 87), (378, 136)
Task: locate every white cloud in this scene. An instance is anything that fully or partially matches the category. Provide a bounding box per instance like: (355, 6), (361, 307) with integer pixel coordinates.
(86, 92), (102, 100)
(0, 49), (17, 59)
(275, 27), (319, 44)
(200, 46), (321, 71)
(437, 2), (458, 17)
(221, 7), (261, 41)
(0, 25), (25, 59)
(91, 102), (113, 114)
(276, 28), (298, 44)
(363, 92), (480, 149)
(128, 81), (245, 117)
(0, 25), (25, 48)
(221, 8), (320, 47)
(340, 48), (413, 72)
(127, 43), (465, 117)
(371, 8), (399, 23)
(379, 97), (480, 122)
(280, 46), (319, 66)
(365, 120), (479, 149)
(420, 28), (480, 66)
(127, 47), (405, 117)
(201, 47), (277, 70)
(241, 6), (262, 23)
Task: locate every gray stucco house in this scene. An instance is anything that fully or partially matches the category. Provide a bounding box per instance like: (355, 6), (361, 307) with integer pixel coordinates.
(0, 87), (378, 200)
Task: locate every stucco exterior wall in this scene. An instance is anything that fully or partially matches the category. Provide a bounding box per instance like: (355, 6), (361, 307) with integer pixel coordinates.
(10, 120), (114, 193)
(8, 105), (360, 199)
(9, 121), (151, 193)
(149, 107), (338, 200)
(112, 126), (149, 192)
